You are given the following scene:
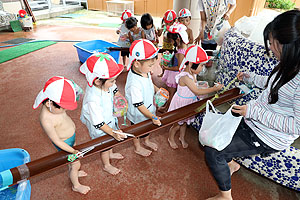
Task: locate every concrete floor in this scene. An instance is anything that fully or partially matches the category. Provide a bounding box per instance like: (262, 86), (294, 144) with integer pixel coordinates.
(0, 11), (300, 200)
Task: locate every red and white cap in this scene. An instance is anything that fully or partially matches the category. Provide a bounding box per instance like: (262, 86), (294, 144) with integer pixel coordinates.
(163, 10), (177, 24)
(179, 45), (211, 71)
(121, 9), (133, 21)
(127, 39), (159, 70)
(80, 53), (124, 87)
(33, 76), (77, 110)
(167, 22), (189, 44)
(178, 8), (191, 18)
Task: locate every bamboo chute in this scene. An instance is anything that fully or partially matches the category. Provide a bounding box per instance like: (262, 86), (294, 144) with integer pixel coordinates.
(1, 88), (243, 188)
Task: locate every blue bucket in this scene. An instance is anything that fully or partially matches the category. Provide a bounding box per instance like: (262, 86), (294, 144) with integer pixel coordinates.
(74, 40), (120, 63)
(0, 149), (31, 200)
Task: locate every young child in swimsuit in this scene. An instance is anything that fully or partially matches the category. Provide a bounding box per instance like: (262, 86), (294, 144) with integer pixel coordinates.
(33, 76), (90, 194)
(80, 53), (126, 175)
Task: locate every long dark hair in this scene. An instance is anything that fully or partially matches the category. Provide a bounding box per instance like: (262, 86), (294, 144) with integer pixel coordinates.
(263, 10), (300, 104)
(167, 32), (182, 65)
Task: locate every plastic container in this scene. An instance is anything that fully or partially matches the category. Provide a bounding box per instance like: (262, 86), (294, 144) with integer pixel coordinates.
(160, 51), (173, 67)
(154, 88), (169, 107)
(0, 148), (31, 200)
(74, 40), (120, 63)
(197, 81), (209, 100)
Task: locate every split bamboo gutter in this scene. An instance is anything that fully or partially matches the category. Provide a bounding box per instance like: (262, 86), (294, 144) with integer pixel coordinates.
(5, 88), (243, 187)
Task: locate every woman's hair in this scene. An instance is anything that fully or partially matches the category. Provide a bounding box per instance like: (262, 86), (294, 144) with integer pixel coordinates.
(166, 32), (183, 65)
(141, 13), (153, 29)
(42, 99), (61, 109)
(263, 9), (300, 104)
(125, 17), (138, 29)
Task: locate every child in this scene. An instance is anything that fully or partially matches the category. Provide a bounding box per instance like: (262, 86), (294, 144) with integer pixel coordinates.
(141, 13), (159, 46)
(167, 45), (223, 149)
(178, 8), (194, 45)
(161, 22), (189, 111)
(126, 16), (144, 43)
(157, 9), (177, 77)
(116, 9), (133, 66)
(33, 76), (90, 194)
(125, 39), (161, 157)
(80, 53), (126, 175)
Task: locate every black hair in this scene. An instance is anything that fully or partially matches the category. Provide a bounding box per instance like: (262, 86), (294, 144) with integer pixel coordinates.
(191, 63), (200, 70)
(141, 13), (154, 30)
(263, 9), (300, 104)
(93, 78), (108, 89)
(125, 17), (138, 30)
(179, 16), (192, 20)
(42, 98), (61, 109)
(166, 32), (183, 65)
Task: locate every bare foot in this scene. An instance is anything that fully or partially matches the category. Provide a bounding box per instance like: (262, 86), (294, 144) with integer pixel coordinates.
(78, 170), (87, 177)
(207, 192), (233, 200)
(179, 137), (188, 148)
(168, 138), (178, 149)
(109, 152), (124, 160)
(103, 165), (121, 175)
(72, 184), (91, 194)
(134, 147), (152, 157)
(144, 141), (158, 151)
(228, 160), (240, 176)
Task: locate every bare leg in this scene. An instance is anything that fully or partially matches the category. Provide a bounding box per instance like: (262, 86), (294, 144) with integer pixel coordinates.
(70, 161), (90, 194)
(133, 137), (152, 156)
(144, 134), (158, 151)
(168, 123), (180, 149)
(109, 149), (124, 159)
(228, 160), (240, 176)
(206, 190), (232, 200)
(101, 151), (121, 175)
(179, 123), (188, 148)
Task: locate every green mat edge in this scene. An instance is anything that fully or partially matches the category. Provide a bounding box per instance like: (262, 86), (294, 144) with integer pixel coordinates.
(98, 23), (121, 28)
(0, 41), (57, 64)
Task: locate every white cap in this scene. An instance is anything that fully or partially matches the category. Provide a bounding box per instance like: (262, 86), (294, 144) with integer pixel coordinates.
(179, 45), (211, 71)
(80, 53), (124, 87)
(127, 39), (159, 70)
(178, 8), (191, 18)
(33, 76), (77, 110)
(167, 22), (189, 44)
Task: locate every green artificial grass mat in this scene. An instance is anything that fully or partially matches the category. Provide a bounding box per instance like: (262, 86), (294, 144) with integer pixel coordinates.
(0, 41), (57, 64)
(10, 20), (23, 32)
(98, 23), (120, 28)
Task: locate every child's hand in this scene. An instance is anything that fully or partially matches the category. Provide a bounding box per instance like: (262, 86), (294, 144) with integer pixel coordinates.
(151, 115), (162, 126)
(112, 130), (125, 141)
(237, 72), (249, 81)
(73, 150), (84, 158)
(213, 83), (224, 91)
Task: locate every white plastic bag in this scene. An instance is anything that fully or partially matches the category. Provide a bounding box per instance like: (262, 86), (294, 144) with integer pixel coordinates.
(214, 20), (231, 46)
(199, 100), (242, 151)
